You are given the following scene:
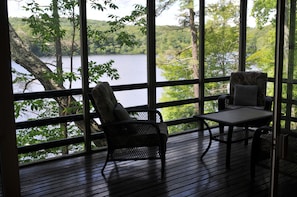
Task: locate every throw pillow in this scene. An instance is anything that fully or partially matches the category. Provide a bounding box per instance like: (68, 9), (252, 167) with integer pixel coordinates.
(234, 85), (258, 106)
(114, 103), (131, 121)
(113, 103), (137, 133)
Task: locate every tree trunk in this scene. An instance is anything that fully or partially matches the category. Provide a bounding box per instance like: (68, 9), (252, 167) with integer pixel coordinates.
(9, 23), (104, 147)
(52, 0), (69, 155)
(189, 8), (199, 114)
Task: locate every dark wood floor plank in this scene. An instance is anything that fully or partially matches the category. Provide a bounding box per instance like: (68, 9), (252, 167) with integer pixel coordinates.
(19, 130), (297, 196)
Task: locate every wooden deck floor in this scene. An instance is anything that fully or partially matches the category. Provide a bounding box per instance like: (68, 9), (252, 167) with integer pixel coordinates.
(19, 130), (297, 197)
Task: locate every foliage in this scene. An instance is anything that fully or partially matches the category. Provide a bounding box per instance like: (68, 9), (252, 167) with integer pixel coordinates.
(23, 0), (67, 52)
(251, 0), (276, 28)
(246, 25), (275, 75)
(85, 60), (120, 83)
(242, 0), (297, 131)
(10, 0), (288, 163)
(156, 28), (196, 133)
(15, 97), (85, 163)
(204, 1), (240, 77)
(156, 0), (240, 133)
(11, 0), (146, 163)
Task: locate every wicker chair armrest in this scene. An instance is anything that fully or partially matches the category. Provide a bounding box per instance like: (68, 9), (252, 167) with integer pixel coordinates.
(102, 120), (163, 135)
(218, 94), (230, 111)
(254, 126), (272, 136)
(264, 96), (273, 111)
(126, 109), (164, 122)
(103, 119), (156, 126)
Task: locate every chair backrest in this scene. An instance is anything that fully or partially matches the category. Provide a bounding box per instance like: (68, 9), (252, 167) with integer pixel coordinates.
(91, 82), (117, 123)
(229, 71), (267, 106)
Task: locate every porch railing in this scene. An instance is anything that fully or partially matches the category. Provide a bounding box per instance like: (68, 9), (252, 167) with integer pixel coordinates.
(15, 76), (294, 165)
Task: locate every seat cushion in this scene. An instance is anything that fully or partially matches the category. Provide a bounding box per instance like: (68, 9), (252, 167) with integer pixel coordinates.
(112, 122), (168, 148)
(126, 123), (168, 147)
(234, 85), (258, 106)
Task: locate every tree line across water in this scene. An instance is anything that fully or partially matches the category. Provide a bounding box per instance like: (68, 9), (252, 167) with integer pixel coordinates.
(9, 17), (191, 56)
(9, 17), (272, 58)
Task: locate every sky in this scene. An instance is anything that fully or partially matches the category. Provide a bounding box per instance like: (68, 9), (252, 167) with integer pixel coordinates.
(7, 0), (181, 26)
(7, 0), (255, 27)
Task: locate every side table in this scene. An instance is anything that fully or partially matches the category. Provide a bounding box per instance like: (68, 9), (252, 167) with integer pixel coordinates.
(194, 107), (273, 168)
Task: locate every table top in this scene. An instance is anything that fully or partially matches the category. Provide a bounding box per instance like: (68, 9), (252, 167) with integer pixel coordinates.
(195, 107), (273, 126)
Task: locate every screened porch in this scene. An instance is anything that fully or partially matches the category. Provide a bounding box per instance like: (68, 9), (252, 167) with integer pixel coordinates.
(1, 0), (297, 196)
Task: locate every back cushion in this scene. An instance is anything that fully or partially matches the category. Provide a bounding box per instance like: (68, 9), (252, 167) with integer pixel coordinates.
(92, 82), (118, 123)
(114, 103), (137, 133)
(234, 85), (258, 106)
(230, 72), (267, 106)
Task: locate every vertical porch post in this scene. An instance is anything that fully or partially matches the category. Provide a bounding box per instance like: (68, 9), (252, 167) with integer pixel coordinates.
(0, 0), (21, 196)
(271, 0), (286, 195)
(285, 0), (296, 131)
(147, 0), (157, 112)
(199, 0), (205, 117)
(79, 0), (91, 152)
(239, 0), (247, 71)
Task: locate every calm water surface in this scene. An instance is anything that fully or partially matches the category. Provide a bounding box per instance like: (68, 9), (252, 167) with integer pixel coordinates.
(12, 54), (165, 107)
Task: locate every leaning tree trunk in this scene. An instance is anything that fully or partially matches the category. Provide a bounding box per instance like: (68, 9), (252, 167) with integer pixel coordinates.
(189, 7), (199, 114)
(9, 23), (104, 147)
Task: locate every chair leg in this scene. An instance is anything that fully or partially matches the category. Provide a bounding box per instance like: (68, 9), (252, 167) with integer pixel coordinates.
(250, 130), (261, 180)
(160, 144), (166, 179)
(244, 126), (249, 145)
(101, 151), (110, 176)
(101, 157), (108, 175)
(250, 148), (256, 180)
(161, 155), (165, 179)
(250, 160), (256, 180)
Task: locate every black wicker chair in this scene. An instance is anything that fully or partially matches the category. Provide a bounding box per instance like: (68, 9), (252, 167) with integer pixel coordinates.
(218, 72), (273, 134)
(251, 126), (297, 179)
(90, 82), (168, 178)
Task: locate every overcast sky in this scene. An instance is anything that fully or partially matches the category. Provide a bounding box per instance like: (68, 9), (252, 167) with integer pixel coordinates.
(7, 0), (181, 26)
(7, 0), (255, 27)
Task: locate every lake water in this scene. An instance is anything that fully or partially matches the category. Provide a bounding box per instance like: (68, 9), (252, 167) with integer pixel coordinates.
(12, 54), (165, 107)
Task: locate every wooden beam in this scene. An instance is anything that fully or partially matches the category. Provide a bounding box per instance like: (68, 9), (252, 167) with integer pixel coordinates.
(271, 0), (286, 195)
(0, 0), (21, 196)
(239, 0), (247, 71)
(79, 0), (91, 152)
(147, 0), (157, 111)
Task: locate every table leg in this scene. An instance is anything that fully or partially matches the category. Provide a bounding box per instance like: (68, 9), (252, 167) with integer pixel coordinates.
(244, 125), (249, 145)
(226, 125), (233, 169)
(200, 119), (212, 160)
